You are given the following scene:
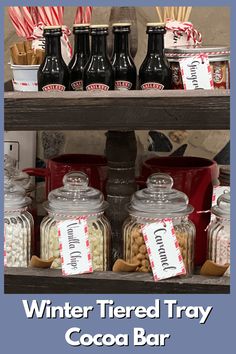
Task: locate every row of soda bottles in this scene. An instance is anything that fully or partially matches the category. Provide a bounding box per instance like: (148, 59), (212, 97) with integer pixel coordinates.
(38, 22), (172, 92)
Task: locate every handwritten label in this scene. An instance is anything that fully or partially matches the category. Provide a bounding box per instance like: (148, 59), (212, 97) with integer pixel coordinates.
(58, 217), (93, 276)
(179, 54), (214, 90)
(142, 219), (186, 281)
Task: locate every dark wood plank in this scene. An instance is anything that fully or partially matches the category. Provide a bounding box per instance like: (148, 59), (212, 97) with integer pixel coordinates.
(4, 90), (230, 131)
(4, 268), (230, 294)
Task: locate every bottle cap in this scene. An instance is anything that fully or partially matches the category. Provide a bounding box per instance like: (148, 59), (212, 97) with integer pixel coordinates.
(112, 23), (131, 33)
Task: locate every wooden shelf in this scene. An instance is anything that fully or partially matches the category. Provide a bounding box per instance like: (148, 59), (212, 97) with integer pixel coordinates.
(4, 90), (230, 131)
(4, 268), (230, 294)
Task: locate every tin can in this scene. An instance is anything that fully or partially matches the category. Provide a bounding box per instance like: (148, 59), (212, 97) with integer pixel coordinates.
(165, 45), (230, 89)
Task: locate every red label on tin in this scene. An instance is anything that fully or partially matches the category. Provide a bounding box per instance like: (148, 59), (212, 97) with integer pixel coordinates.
(141, 82), (164, 90)
(86, 83), (109, 91)
(71, 80), (83, 91)
(42, 84), (66, 92)
(213, 63), (223, 84)
(115, 80), (132, 90)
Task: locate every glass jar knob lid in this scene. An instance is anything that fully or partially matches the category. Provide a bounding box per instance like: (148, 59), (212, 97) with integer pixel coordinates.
(47, 171), (107, 213)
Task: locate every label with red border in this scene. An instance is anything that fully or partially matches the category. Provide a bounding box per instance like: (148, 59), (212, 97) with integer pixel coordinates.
(141, 82), (164, 90)
(115, 80), (132, 91)
(58, 217), (93, 276)
(71, 80), (83, 91)
(86, 83), (110, 91)
(142, 219), (186, 281)
(42, 84), (66, 92)
(179, 54), (214, 90)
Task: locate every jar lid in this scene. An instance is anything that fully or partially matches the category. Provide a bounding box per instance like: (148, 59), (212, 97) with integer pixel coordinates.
(165, 45), (230, 57)
(212, 191), (230, 218)
(4, 154), (32, 192)
(47, 171), (107, 214)
(4, 176), (31, 210)
(128, 173), (193, 218)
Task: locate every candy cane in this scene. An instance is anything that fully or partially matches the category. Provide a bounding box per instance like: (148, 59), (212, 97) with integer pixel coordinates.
(74, 7), (83, 24)
(21, 6), (34, 34)
(83, 6), (92, 24)
(8, 7), (29, 37)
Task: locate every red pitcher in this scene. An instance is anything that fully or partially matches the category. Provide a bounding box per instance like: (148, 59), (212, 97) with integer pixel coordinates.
(24, 154), (108, 197)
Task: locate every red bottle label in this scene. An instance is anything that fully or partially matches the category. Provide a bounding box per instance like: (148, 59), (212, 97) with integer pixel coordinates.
(115, 80), (132, 90)
(141, 82), (164, 90)
(86, 83), (110, 91)
(71, 80), (83, 91)
(42, 84), (66, 92)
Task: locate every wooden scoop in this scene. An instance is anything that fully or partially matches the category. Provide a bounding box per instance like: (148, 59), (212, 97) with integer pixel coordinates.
(30, 255), (55, 268)
(200, 260), (230, 276)
(113, 259), (140, 272)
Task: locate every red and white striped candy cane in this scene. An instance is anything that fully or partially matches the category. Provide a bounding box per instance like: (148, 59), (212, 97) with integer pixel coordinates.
(74, 7), (83, 24)
(83, 6), (93, 24)
(8, 6), (29, 37)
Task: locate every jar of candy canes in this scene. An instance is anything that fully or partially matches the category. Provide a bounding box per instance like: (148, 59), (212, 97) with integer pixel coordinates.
(40, 171), (111, 271)
(123, 173), (196, 274)
(208, 192), (230, 265)
(4, 176), (34, 267)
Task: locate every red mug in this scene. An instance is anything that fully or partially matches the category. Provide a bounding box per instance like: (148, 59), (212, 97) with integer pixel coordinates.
(137, 156), (219, 266)
(24, 154), (108, 197)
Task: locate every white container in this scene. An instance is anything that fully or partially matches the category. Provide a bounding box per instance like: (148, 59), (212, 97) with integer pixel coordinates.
(10, 63), (39, 92)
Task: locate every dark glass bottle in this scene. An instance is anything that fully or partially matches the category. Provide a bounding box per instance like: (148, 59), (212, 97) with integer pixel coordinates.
(69, 24), (90, 91)
(83, 25), (114, 91)
(139, 23), (172, 90)
(111, 23), (137, 90)
(38, 26), (69, 91)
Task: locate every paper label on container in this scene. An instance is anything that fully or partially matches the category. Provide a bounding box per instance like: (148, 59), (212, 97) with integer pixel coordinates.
(141, 82), (164, 90)
(71, 80), (83, 91)
(179, 54), (214, 90)
(142, 219), (186, 281)
(42, 84), (66, 92)
(58, 217), (93, 276)
(115, 80), (132, 90)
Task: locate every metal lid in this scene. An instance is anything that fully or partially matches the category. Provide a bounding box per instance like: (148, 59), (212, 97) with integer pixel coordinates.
(4, 176), (31, 210)
(112, 23), (131, 33)
(112, 23), (131, 27)
(73, 24), (90, 33)
(46, 171), (107, 214)
(146, 23), (166, 34)
(165, 45), (230, 57)
(212, 191), (230, 218)
(128, 173), (194, 218)
(43, 26), (62, 36)
(147, 22), (166, 27)
(90, 25), (109, 35)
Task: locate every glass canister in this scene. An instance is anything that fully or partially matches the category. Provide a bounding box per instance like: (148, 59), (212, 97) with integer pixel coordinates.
(165, 45), (230, 89)
(40, 171), (111, 271)
(208, 192), (230, 265)
(123, 173), (196, 274)
(4, 176), (34, 267)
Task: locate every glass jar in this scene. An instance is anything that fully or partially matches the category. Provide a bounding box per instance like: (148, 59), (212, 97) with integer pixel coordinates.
(208, 192), (230, 265)
(40, 171), (111, 271)
(165, 45), (230, 89)
(4, 176), (34, 267)
(123, 173), (196, 274)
